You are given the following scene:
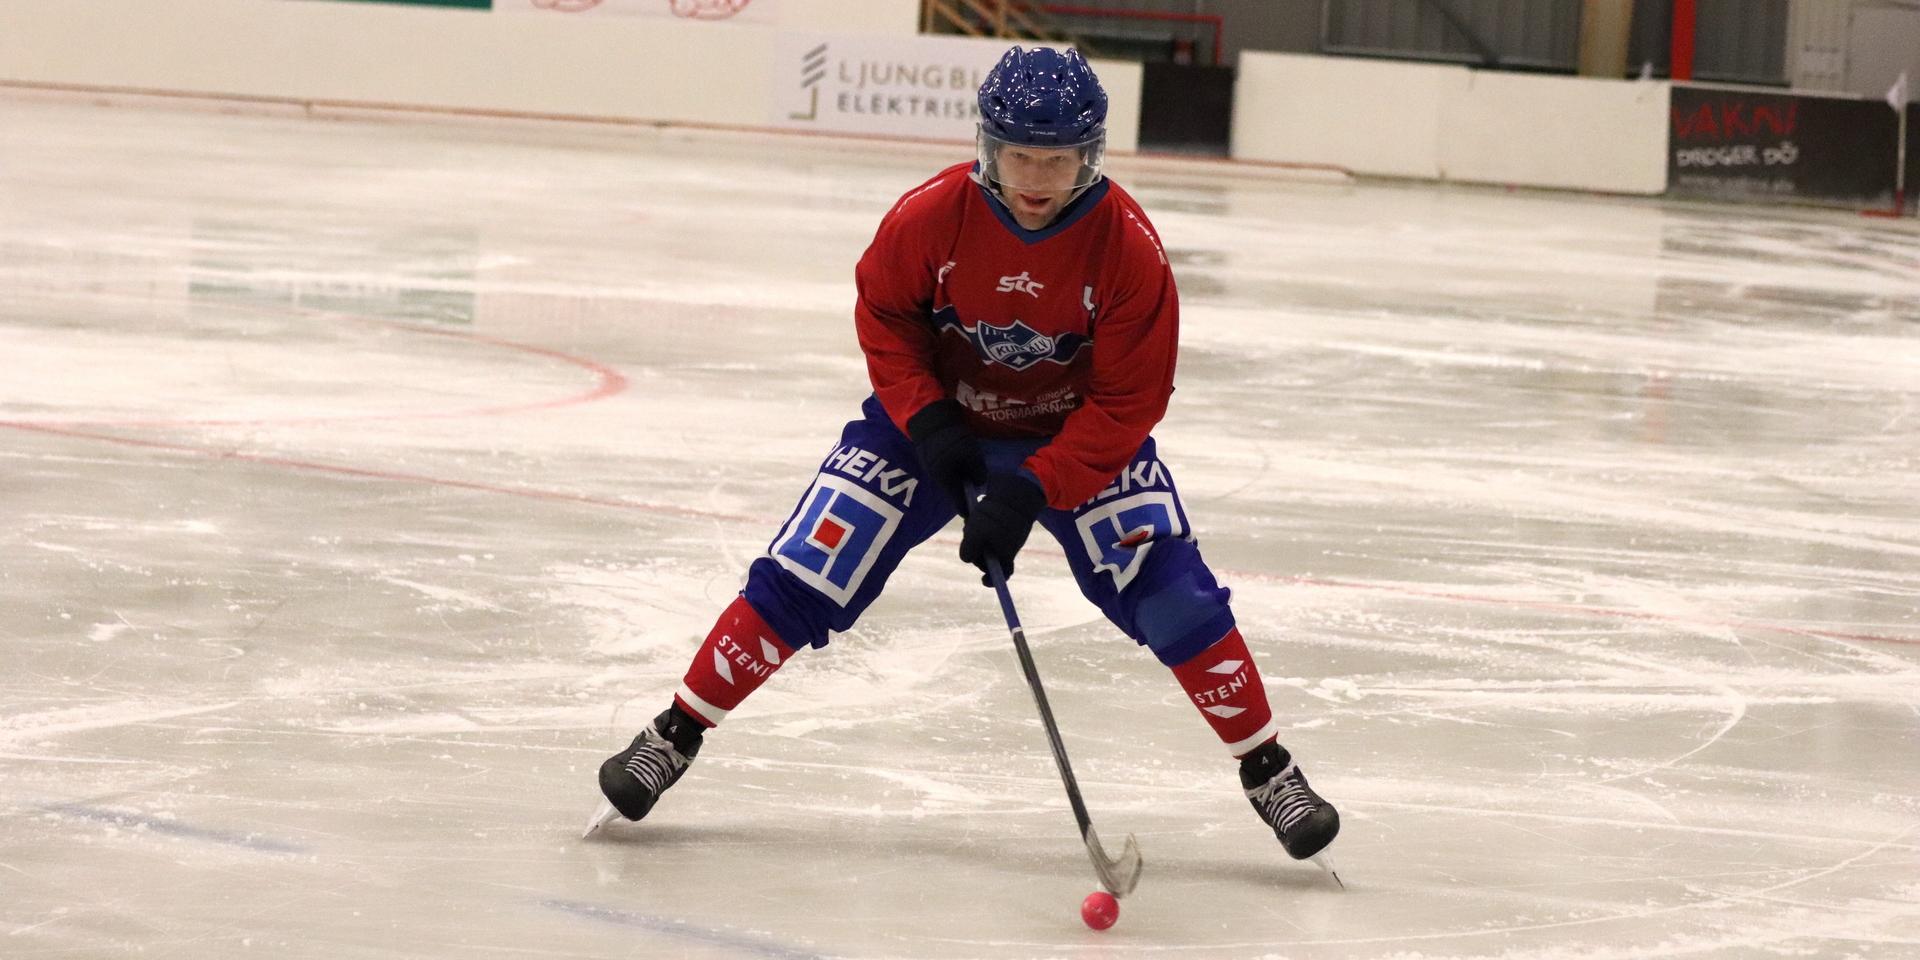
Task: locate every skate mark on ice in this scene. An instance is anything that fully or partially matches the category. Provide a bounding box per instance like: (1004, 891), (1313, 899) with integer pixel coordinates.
(541, 899), (831, 960)
(0, 700), (241, 745)
(15, 413), (1910, 657)
(930, 825), (1920, 953)
(1276, 824), (1920, 949)
(1259, 573), (1920, 647)
(1556, 643), (1751, 787)
(1366, 797), (1920, 852)
(43, 802), (307, 855)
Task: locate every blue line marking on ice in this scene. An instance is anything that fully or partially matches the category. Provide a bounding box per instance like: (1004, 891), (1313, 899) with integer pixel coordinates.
(46, 802), (307, 855)
(541, 898), (831, 960)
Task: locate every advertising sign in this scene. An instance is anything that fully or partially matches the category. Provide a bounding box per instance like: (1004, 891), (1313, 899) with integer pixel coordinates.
(299, 0), (492, 7)
(1667, 85), (1899, 207)
(495, 0), (772, 22)
(770, 33), (1020, 141)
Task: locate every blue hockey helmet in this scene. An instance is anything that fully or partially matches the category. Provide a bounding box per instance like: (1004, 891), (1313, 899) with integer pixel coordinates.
(976, 46), (1108, 193)
(978, 46), (1108, 147)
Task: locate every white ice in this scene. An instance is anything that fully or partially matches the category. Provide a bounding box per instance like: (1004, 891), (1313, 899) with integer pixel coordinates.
(1, 93), (1918, 960)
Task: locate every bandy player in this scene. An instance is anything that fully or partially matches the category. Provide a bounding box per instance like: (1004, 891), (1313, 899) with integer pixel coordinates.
(589, 46), (1340, 868)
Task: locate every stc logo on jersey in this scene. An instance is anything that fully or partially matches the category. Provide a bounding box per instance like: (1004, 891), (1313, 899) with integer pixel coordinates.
(936, 309), (1089, 371)
(770, 475), (902, 606)
(995, 272), (1044, 298)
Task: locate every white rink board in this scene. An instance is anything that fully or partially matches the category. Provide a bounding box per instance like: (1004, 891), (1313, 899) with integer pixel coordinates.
(1234, 51), (1671, 195)
(1439, 69), (1671, 194)
(0, 0), (1138, 148)
(1234, 51), (1466, 180)
(0, 0), (775, 124)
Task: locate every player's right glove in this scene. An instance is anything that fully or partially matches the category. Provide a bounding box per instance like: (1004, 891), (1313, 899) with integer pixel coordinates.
(959, 473), (1047, 582)
(907, 399), (987, 515)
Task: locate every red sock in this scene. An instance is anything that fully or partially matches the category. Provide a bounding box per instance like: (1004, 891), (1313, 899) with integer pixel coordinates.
(1168, 627), (1278, 758)
(672, 596), (795, 728)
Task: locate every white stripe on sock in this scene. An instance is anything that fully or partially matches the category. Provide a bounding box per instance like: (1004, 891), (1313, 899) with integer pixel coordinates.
(674, 684), (730, 726)
(1224, 717), (1278, 757)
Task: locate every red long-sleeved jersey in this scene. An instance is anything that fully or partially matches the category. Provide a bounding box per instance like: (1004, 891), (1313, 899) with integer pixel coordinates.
(855, 162), (1179, 510)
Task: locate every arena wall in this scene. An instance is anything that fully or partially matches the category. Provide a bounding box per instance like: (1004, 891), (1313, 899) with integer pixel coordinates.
(2, 1), (1904, 206)
(0, 0), (1141, 151)
(1233, 51), (1670, 195)
(1230, 51), (1464, 181)
(1437, 69), (1669, 195)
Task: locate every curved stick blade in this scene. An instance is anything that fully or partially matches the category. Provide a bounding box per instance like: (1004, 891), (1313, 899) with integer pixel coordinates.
(1085, 826), (1144, 897)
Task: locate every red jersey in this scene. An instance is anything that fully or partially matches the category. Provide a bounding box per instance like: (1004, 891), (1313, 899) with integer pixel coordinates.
(855, 162), (1179, 510)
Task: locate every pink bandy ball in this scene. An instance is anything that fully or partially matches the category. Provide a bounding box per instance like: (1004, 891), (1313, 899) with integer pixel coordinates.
(1080, 890), (1119, 930)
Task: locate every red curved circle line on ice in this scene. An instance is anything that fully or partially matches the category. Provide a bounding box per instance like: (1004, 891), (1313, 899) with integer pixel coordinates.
(0, 421), (752, 526)
(12, 313), (629, 428)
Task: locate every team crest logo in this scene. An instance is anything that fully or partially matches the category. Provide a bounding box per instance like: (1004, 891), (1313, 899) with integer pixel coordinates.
(933, 309), (1089, 370)
(978, 319), (1058, 371)
(770, 475), (902, 606)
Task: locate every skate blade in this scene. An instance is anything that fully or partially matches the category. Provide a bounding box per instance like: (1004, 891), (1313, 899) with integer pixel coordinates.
(1085, 826), (1144, 898)
(581, 798), (622, 839)
(1309, 852), (1346, 890)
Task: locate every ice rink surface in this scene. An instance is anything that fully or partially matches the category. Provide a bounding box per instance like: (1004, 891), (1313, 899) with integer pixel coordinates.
(2, 94), (1917, 960)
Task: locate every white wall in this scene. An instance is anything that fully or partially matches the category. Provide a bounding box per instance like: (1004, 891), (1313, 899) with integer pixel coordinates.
(0, 0), (1147, 150)
(1233, 51), (1670, 195)
(781, 0), (919, 34)
(0, 0), (773, 125)
(1844, 6), (1920, 102)
(1438, 70), (1670, 194)
(1232, 52), (1465, 180)
(2, 1), (1663, 188)
(1091, 58), (1143, 157)
(1788, 0), (1920, 98)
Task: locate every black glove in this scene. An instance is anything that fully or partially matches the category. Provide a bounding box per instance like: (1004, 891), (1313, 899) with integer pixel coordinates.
(907, 399), (987, 515)
(959, 474), (1048, 582)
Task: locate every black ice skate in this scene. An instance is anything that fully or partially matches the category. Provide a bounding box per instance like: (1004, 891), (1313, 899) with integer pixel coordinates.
(582, 705), (704, 837)
(1240, 741), (1344, 886)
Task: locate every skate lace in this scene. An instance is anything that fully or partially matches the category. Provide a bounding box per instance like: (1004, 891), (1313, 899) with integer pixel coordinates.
(1248, 762), (1318, 833)
(622, 726), (689, 796)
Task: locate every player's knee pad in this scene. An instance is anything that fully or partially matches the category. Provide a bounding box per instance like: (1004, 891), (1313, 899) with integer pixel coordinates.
(1111, 536), (1236, 667)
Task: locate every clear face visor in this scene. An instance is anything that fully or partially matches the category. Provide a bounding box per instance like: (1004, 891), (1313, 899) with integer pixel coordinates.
(976, 129), (1107, 195)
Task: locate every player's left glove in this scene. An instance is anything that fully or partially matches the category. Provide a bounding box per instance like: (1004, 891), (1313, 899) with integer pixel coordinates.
(959, 474), (1048, 582)
(908, 399), (988, 515)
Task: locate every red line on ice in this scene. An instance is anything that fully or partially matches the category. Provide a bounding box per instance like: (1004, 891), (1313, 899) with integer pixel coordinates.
(0, 421), (754, 525)
(12, 314), (629, 428)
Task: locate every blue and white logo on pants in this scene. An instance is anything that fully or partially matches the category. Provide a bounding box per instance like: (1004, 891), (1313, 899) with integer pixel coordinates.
(1074, 492), (1182, 591)
(770, 474), (903, 607)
